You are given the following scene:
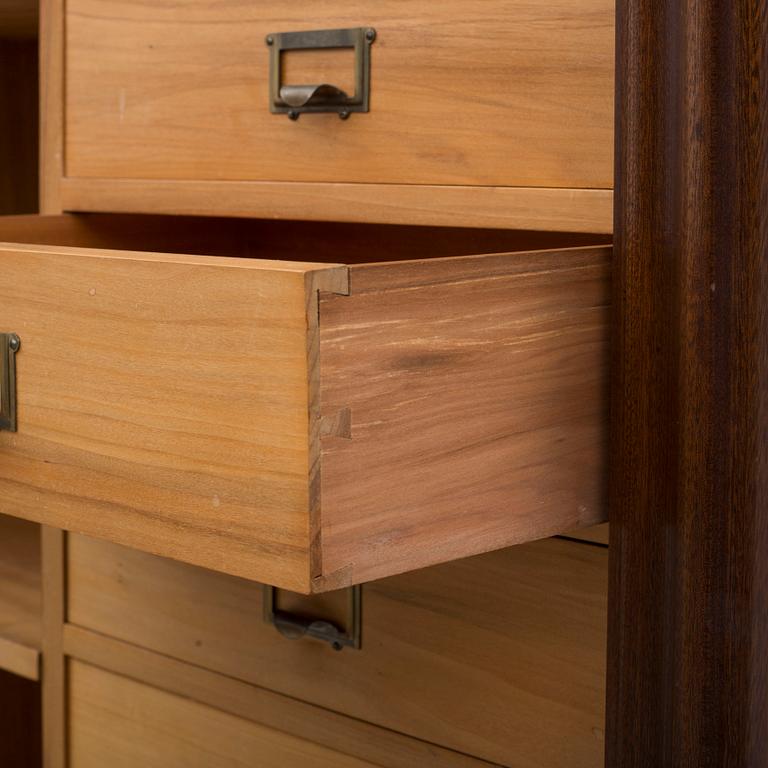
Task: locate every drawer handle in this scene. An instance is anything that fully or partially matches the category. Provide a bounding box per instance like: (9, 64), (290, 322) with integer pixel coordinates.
(266, 27), (376, 120)
(0, 333), (20, 432)
(263, 584), (362, 651)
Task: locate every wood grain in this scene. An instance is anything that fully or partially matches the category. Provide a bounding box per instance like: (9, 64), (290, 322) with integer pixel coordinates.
(59, 178), (615, 233)
(0, 216), (609, 589)
(64, 626), (493, 768)
(318, 247), (610, 586)
(64, 0), (614, 191)
(0, 39), (39, 215)
(0, 243), (346, 591)
(67, 535), (607, 768)
(41, 527), (66, 768)
(0, 515), (41, 679)
(0, 635), (39, 680)
(68, 662), (383, 768)
(608, 0), (768, 764)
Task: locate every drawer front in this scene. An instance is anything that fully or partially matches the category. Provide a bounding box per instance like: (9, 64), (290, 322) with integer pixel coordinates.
(68, 535), (608, 768)
(60, 0), (615, 230)
(69, 662), (382, 768)
(0, 239), (346, 592)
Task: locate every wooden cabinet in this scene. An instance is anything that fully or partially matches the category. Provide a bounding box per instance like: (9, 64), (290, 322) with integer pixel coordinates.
(48, 0), (615, 232)
(67, 534), (608, 768)
(0, 214), (609, 591)
(0, 1), (622, 764)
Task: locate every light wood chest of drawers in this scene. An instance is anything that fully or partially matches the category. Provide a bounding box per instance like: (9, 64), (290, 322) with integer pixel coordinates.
(1, 0), (616, 765)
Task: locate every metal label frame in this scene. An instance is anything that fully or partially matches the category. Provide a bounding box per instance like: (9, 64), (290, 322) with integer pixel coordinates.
(263, 584), (362, 651)
(267, 27), (376, 119)
(0, 333), (20, 432)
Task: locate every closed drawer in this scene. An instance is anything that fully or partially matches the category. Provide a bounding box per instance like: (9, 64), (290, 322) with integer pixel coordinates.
(57, 0), (615, 231)
(0, 214), (609, 591)
(68, 534), (608, 768)
(69, 662), (389, 768)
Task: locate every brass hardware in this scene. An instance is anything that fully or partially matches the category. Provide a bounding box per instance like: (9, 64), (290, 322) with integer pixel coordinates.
(266, 27), (376, 119)
(263, 584), (362, 651)
(0, 333), (20, 432)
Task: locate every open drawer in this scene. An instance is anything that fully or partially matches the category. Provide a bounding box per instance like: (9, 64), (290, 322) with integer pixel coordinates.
(0, 215), (610, 592)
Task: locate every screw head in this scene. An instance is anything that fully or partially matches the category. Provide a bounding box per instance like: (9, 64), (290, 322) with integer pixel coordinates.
(339, 110), (350, 120)
(265, 35), (274, 46)
(365, 28), (376, 42)
(8, 335), (20, 352)
(288, 110), (300, 121)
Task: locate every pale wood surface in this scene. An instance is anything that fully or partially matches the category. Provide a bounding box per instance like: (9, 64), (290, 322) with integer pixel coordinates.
(0, 515), (41, 679)
(64, 626), (493, 768)
(0, 635), (39, 681)
(60, 178), (614, 233)
(68, 661), (384, 768)
(65, 0), (613, 191)
(0, 241), (346, 591)
(0, 40), (39, 215)
(68, 535), (607, 768)
(318, 246), (610, 586)
(0, 0), (38, 37)
(41, 527), (66, 768)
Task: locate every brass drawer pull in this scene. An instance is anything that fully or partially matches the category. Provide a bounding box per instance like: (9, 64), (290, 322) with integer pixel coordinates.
(266, 27), (376, 120)
(0, 333), (20, 432)
(263, 584), (362, 651)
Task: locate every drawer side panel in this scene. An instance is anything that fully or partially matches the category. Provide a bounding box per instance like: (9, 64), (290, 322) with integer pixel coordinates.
(318, 246), (610, 587)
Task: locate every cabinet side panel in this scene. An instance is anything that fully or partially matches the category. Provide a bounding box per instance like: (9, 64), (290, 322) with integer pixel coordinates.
(318, 247), (610, 587)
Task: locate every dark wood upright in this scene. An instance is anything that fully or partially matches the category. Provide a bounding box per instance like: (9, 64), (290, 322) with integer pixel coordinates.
(608, 0), (767, 764)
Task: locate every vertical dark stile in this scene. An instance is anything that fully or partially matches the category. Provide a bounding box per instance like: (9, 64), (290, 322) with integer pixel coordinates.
(608, 0), (767, 765)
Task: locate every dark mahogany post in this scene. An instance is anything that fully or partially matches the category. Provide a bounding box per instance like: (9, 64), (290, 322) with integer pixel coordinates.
(607, 0), (767, 765)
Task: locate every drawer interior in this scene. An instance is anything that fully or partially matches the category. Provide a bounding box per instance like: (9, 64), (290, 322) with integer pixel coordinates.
(0, 213), (611, 263)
